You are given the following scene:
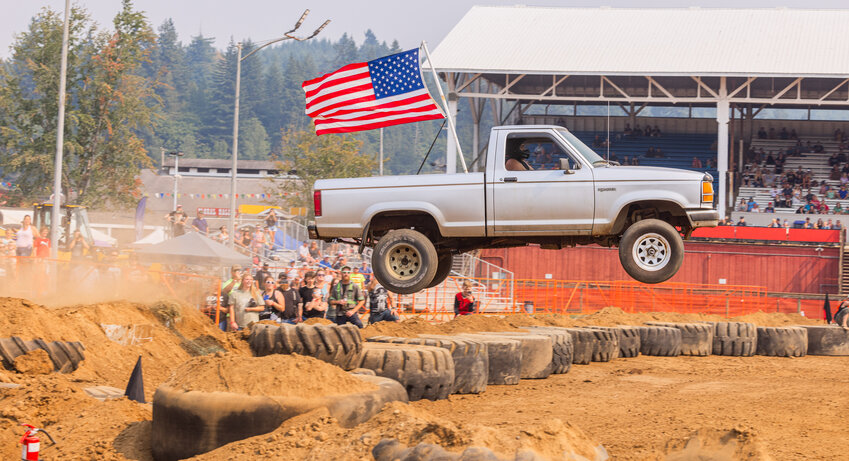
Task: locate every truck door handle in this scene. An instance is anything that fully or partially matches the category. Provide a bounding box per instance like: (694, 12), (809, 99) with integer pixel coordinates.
(503, 177), (517, 182)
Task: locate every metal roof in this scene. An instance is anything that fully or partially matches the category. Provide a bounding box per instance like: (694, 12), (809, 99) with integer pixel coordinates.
(430, 6), (849, 78)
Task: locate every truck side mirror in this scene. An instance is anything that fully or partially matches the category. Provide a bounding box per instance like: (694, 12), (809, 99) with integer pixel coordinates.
(559, 158), (576, 174)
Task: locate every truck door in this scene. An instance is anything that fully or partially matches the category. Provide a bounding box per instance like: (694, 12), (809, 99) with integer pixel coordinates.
(490, 131), (594, 235)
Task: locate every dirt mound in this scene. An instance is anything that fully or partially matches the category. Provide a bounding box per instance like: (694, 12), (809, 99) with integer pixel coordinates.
(0, 374), (153, 461)
(164, 353), (375, 397)
(438, 314), (523, 334)
(0, 297), (250, 400)
(362, 316), (441, 338)
(733, 311), (822, 326)
(13, 349), (53, 375)
(303, 317), (334, 325)
(659, 427), (773, 461)
(191, 401), (602, 461)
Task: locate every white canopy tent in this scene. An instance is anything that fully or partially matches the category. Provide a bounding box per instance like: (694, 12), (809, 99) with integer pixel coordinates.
(429, 6), (849, 217)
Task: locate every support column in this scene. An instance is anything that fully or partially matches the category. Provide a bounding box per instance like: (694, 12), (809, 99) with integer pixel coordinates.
(716, 77), (730, 219)
(446, 94), (458, 174)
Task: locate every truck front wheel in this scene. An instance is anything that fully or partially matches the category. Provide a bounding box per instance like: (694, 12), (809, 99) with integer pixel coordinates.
(373, 229), (438, 294)
(618, 219), (684, 284)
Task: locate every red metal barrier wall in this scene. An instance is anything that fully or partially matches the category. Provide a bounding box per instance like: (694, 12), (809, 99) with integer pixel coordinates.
(480, 242), (840, 294)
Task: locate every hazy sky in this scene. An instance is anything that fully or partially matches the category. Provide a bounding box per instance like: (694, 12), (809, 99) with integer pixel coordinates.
(3, 0), (849, 58)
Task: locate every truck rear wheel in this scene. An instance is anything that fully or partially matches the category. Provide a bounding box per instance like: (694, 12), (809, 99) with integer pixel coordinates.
(619, 219), (684, 284)
(373, 229), (438, 294)
(426, 252), (454, 288)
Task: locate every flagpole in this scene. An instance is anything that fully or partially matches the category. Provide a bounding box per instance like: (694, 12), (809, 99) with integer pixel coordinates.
(421, 41), (468, 174)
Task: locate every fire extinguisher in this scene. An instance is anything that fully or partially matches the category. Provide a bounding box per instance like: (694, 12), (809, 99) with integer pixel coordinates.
(19, 424), (56, 461)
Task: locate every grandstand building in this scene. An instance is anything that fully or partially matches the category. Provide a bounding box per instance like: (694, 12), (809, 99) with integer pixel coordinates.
(430, 6), (849, 219)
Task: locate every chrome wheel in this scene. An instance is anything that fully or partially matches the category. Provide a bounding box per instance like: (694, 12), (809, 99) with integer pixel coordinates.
(632, 232), (670, 272)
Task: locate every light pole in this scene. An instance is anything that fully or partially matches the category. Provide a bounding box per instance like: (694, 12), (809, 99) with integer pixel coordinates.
(168, 151), (184, 211)
(49, 0), (71, 259)
(228, 10), (329, 247)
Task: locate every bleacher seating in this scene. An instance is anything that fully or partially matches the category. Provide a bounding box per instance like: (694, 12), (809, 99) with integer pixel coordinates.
(573, 132), (719, 181)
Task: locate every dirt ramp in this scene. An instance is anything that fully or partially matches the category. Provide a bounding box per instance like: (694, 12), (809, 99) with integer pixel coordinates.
(660, 428), (773, 461)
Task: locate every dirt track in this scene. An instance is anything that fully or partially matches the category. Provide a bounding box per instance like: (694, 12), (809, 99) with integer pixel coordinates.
(415, 353), (849, 460)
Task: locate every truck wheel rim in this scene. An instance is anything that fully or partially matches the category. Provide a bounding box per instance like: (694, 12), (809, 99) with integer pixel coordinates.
(385, 243), (421, 281)
(632, 232), (670, 272)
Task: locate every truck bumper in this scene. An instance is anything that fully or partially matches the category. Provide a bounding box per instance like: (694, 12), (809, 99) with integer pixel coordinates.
(308, 224), (319, 240)
(686, 209), (720, 228)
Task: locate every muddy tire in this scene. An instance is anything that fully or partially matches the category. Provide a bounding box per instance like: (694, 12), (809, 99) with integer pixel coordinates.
(756, 326), (808, 357)
(562, 328), (618, 363)
(646, 322), (713, 356)
(355, 343), (454, 401)
(587, 326), (641, 358)
(469, 333), (552, 379)
(710, 322), (757, 357)
(151, 374), (406, 461)
(426, 334), (522, 385)
(0, 337), (85, 373)
(372, 229), (438, 294)
(801, 325), (849, 356)
(425, 252), (454, 289)
(524, 327), (603, 365)
(636, 326), (682, 356)
(518, 328), (574, 374)
(248, 323), (363, 370)
(619, 219), (684, 284)
(366, 335), (488, 394)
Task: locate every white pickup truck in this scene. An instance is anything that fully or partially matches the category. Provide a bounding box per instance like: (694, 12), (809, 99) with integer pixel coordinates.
(309, 125), (718, 293)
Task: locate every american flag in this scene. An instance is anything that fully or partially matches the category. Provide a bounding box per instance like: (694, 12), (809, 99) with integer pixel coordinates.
(302, 48), (445, 135)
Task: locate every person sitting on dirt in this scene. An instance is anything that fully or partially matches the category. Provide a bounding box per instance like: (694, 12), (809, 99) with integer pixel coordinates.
(506, 140), (533, 171)
(454, 281), (477, 317)
(367, 277), (398, 324)
(329, 266), (365, 328)
(228, 272), (263, 331)
(834, 298), (849, 330)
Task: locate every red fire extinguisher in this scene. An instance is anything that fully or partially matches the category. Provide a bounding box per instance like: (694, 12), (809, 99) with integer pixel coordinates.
(19, 424), (56, 461)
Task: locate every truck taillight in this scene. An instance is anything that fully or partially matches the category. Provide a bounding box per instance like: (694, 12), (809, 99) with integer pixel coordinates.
(702, 181), (714, 204)
(313, 190), (322, 217)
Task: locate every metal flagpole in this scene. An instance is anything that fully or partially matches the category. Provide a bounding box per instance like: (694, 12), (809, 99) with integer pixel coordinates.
(606, 101), (610, 162)
(379, 128), (384, 175)
(50, 0), (71, 259)
(421, 41), (468, 174)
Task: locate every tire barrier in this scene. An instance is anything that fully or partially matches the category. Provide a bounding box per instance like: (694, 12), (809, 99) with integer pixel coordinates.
(708, 322), (757, 357)
(517, 328), (574, 374)
(645, 322), (713, 356)
(469, 332), (553, 379)
(366, 336), (488, 394)
(801, 325), (849, 356)
(0, 336), (85, 373)
(354, 343), (455, 401)
(635, 326), (682, 357)
(248, 323), (363, 370)
(151, 374), (406, 461)
(424, 334), (522, 385)
(756, 326), (808, 357)
(586, 326), (641, 358)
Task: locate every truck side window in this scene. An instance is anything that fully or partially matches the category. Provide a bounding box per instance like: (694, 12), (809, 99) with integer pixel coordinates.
(505, 135), (578, 171)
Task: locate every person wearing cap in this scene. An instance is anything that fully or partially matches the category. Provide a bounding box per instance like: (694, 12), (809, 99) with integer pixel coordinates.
(191, 210), (209, 236)
(329, 265), (364, 328)
(318, 255), (332, 269)
(164, 205), (186, 238)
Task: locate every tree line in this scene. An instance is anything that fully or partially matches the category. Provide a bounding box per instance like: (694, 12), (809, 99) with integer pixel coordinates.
(0, 1), (484, 209)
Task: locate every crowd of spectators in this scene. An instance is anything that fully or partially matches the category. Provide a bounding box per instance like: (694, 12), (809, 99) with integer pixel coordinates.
(718, 214), (843, 230)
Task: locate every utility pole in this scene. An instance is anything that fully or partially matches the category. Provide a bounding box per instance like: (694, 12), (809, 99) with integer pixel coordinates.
(49, 0), (71, 259)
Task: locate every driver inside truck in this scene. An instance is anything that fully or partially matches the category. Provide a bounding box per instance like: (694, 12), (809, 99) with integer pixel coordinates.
(505, 139), (534, 171)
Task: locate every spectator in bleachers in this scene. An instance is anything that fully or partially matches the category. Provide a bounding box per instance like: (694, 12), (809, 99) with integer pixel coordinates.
(768, 127), (777, 139)
(592, 135), (602, 147)
(285, 260), (299, 280)
(746, 197), (757, 212)
(815, 218), (825, 229)
(803, 217), (812, 228)
(790, 128), (798, 140)
(758, 127), (767, 139)
(332, 254), (347, 271)
(830, 153), (840, 167)
(839, 185), (848, 200)
(780, 127), (789, 140)
(308, 241), (321, 261)
(736, 198), (748, 212)
(360, 261), (373, 284)
(836, 220), (843, 230)
(297, 241), (314, 265)
(765, 202), (775, 213)
(623, 155), (630, 165)
(825, 219), (834, 230)
(836, 203), (846, 214)
(705, 158), (713, 169)
(768, 218), (780, 228)
(623, 123), (632, 136)
(651, 125), (661, 137)
(609, 152), (619, 163)
(765, 152), (776, 166)
(830, 165), (842, 181)
(691, 157), (702, 168)
(633, 124), (642, 137)
(318, 255), (332, 269)
(736, 216), (748, 226)
(835, 129), (844, 143)
(827, 187), (837, 200)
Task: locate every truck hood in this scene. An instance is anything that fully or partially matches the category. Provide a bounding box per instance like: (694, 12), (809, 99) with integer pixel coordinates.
(591, 165), (708, 182)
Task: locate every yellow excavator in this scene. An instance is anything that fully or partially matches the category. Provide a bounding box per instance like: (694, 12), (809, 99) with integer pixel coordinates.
(32, 203), (96, 259)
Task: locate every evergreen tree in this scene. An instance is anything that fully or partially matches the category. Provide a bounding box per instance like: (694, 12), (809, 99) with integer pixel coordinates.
(332, 33), (358, 69)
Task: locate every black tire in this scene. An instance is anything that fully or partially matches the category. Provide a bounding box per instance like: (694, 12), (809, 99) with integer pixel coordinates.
(425, 252), (454, 289)
(0, 337), (85, 373)
(563, 328), (618, 363)
(468, 333), (553, 379)
(587, 326), (641, 358)
(248, 323), (363, 370)
(756, 327), (808, 357)
(636, 326), (682, 356)
(518, 328), (574, 374)
(646, 322), (713, 356)
(524, 327), (598, 365)
(710, 322), (757, 356)
(151, 374), (407, 461)
(425, 334), (522, 385)
(355, 343), (454, 401)
(800, 325), (849, 356)
(366, 335), (488, 394)
(618, 219), (684, 284)
(372, 229), (439, 294)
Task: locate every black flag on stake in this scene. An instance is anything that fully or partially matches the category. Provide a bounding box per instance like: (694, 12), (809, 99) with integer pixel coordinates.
(125, 356), (145, 403)
(824, 293), (833, 324)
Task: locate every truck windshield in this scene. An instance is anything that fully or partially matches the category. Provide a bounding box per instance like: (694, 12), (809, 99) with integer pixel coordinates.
(557, 129), (606, 166)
